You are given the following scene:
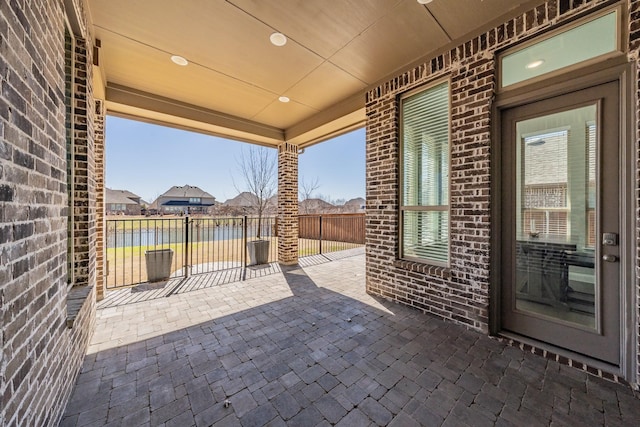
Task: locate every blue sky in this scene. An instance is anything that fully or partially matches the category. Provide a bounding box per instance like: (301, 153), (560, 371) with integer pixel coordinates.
(105, 116), (365, 204)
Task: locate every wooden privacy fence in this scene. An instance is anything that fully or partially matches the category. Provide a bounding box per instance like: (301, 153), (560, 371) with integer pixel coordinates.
(298, 213), (365, 256)
(299, 213), (365, 243)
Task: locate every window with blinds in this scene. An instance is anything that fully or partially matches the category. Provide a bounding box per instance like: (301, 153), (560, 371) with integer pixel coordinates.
(400, 80), (450, 265)
(521, 130), (569, 239)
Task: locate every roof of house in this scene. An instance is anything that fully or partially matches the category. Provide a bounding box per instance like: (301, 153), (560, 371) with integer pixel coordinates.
(161, 200), (215, 207)
(223, 192), (257, 207)
(344, 197), (365, 206)
(120, 190), (141, 200)
(159, 185), (216, 200)
(300, 198), (334, 210)
(223, 192), (277, 207)
(105, 188), (142, 205)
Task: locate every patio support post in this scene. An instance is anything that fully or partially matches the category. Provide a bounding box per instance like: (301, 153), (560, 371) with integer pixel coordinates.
(277, 142), (299, 265)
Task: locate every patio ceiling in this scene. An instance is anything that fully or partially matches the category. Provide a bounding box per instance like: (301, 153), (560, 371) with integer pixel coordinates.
(88, 0), (542, 147)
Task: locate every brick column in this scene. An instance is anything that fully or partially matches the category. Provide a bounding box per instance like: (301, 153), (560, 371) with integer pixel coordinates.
(277, 142), (299, 265)
(71, 34), (96, 290)
(94, 100), (106, 300)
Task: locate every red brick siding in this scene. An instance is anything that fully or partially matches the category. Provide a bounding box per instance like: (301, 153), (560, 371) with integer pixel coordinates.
(629, 0), (640, 389)
(0, 0), (97, 425)
(70, 33), (97, 290)
(366, 0), (631, 340)
(95, 100), (106, 300)
(278, 142), (299, 265)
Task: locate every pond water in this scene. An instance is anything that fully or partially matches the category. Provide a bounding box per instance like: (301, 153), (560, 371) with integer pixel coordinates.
(106, 223), (273, 248)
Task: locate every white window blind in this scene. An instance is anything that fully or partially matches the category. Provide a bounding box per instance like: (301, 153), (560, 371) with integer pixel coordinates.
(401, 81), (450, 265)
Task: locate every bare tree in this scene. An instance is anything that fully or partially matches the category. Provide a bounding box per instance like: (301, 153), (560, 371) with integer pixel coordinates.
(316, 193), (333, 204)
(235, 146), (277, 238)
(299, 176), (320, 214)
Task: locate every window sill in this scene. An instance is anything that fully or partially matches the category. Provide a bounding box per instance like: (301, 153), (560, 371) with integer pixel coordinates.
(66, 285), (93, 329)
(394, 259), (451, 279)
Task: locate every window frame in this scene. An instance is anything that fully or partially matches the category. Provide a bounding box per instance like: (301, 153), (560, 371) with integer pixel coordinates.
(399, 77), (452, 267)
(497, 5), (624, 92)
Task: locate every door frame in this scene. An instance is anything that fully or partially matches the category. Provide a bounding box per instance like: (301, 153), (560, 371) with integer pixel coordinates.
(490, 58), (635, 380)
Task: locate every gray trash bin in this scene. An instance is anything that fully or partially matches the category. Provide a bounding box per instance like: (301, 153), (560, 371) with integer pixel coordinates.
(145, 248), (174, 282)
(247, 239), (270, 265)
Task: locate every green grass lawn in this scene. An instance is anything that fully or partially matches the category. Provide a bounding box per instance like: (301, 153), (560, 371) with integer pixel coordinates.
(106, 237), (361, 288)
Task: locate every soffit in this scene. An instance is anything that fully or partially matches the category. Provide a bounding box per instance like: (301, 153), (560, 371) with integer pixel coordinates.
(88, 0), (543, 148)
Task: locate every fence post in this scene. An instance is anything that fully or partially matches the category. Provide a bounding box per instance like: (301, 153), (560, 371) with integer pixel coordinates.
(243, 215), (248, 269)
(184, 216), (190, 278)
(319, 215), (323, 255)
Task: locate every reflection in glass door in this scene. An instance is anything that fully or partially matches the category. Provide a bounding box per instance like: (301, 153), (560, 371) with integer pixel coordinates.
(515, 105), (597, 329)
(501, 81), (620, 365)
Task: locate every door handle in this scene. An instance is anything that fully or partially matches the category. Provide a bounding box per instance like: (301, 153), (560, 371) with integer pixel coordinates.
(602, 254), (618, 263)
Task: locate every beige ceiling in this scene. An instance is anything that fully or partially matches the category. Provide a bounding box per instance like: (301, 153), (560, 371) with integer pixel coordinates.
(88, 0), (543, 148)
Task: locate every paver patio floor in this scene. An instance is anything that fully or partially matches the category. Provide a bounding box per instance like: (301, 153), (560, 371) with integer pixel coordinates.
(60, 254), (640, 426)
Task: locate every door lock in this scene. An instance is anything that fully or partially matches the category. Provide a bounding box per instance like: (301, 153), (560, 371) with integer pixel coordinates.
(602, 233), (618, 246)
(602, 254), (618, 263)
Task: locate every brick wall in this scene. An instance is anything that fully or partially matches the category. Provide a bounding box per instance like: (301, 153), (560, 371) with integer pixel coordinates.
(278, 142), (299, 265)
(70, 31), (96, 290)
(95, 100), (105, 300)
(628, 0), (640, 389)
(0, 1), (97, 425)
(366, 0), (634, 362)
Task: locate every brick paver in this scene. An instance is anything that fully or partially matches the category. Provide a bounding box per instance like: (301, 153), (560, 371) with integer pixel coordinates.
(61, 254), (640, 426)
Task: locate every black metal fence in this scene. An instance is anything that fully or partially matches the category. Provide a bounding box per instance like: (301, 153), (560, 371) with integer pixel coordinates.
(106, 214), (364, 289)
(106, 217), (186, 289)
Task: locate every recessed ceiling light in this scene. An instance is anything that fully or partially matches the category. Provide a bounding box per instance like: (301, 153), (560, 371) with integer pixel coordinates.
(278, 96), (290, 103)
(171, 55), (188, 66)
(270, 32), (287, 47)
(526, 59), (545, 69)
(417, 0), (433, 4)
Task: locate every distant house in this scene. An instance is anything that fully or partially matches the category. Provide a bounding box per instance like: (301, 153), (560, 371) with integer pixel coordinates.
(212, 192), (249, 216)
(297, 197), (365, 214)
(105, 188), (143, 215)
(343, 197), (365, 213)
(224, 191), (257, 210)
(155, 185), (216, 215)
(299, 198), (334, 214)
(215, 192), (277, 216)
